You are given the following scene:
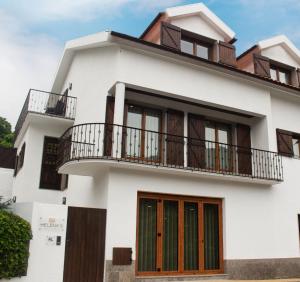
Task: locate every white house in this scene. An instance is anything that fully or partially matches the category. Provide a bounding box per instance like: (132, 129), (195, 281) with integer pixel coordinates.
(4, 2), (300, 281)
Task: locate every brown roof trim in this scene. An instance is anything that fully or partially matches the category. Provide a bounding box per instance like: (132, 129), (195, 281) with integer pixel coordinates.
(111, 31), (300, 93)
(237, 45), (258, 60)
(228, 37), (237, 45)
(140, 12), (164, 39)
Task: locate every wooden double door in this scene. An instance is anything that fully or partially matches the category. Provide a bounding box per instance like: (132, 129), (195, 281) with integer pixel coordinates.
(63, 207), (107, 282)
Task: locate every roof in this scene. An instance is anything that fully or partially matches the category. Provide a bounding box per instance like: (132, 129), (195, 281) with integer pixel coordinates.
(51, 31), (300, 95)
(140, 3), (235, 42)
(165, 3), (235, 41)
(258, 35), (300, 64)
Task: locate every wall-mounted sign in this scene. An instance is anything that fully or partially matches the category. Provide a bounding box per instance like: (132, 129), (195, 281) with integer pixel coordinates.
(39, 217), (65, 232)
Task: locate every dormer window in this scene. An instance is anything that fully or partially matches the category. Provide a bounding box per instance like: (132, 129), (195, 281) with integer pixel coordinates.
(270, 65), (291, 84)
(180, 35), (212, 60)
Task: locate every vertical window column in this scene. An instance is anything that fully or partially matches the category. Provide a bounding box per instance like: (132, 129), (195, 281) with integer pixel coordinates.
(113, 82), (125, 158)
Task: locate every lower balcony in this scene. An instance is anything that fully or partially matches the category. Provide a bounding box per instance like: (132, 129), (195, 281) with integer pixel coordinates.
(58, 123), (283, 184)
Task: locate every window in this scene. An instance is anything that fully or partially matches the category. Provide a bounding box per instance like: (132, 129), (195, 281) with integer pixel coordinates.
(180, 37), (212, 60)
(137, 192), (223, 275)
(205, 121), (232, 171)
(40, 137), (68, 190)
(125, 105), (162, 161)
(270, 65), (291, 84)
(293, 137), (300, 157)
(14, 143), (26, 176)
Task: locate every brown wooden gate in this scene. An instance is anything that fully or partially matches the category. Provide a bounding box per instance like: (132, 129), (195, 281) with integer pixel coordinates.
(63, 207), (107, 282)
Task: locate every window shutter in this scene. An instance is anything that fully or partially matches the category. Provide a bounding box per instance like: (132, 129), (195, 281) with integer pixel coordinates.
(60, 174), (69, 190)
(161, 22), (181, 51)
(297, 69), (300, 87)
(253, 54), (270, 77)
(236, 124), (252, 175)
(167, 110), (184, 166)
(276, 129), (293, 157)
(19, 143), (26, 169)
(40, 137), (61, 190)
(104, 96), (115, 156)
(188, 113), (205, 169)
(218, 41), (237, 67)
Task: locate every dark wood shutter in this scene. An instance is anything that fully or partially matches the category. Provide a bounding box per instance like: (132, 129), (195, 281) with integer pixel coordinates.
(218, 41), (237, 67)
(188, 114), (205, 169)
(297, 69), (300, 87)
(19, 143), (26, 169)
(161, 22), (181, 51)
(167, 110), (184, 166)
(236, 124), (252, 175)
(104, 96), (115, 156)
(253, 54), (270, 77)
(276, 129), (293, 157)
(0, 147), (16, 169)
(40, 137), (62, 190)
(112, 248), (132, 265)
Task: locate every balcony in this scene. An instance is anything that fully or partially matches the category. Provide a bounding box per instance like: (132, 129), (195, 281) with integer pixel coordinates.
(15, 89), (77, 140)
(58, 123), (283, 184)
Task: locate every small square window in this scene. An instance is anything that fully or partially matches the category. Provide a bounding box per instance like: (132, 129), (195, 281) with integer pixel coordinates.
(293, 138), (300, 157)
(181, 40), (193, 55)
(270, 68), (277, 80)
(196, 44), (209, 59)
(279, 70), (289, 84)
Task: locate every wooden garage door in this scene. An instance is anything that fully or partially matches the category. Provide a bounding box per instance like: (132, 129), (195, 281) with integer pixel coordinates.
(63, 207), (107, 282)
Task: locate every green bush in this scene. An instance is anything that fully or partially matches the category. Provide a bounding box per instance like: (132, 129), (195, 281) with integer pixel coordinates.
(0, 210), (32, 279)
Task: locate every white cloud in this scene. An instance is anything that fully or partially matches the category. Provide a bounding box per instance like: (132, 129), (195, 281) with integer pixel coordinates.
(0, 10), (62, 127)
(0, 0), (185, 128)
(3, 0), (184, 22)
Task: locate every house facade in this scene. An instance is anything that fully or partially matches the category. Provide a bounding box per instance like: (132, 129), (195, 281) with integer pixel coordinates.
(7, 3), (300, 281)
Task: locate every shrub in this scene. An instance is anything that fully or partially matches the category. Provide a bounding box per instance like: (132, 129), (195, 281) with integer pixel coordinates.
(0, 210), (32, 279)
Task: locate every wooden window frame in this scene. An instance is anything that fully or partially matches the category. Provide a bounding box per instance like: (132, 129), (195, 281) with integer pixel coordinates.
(204, 120), (233, 173)
(136, 192), (224, 277)
(270, 64), (291, 84)
(181, 35), (213, 60)
(292, 134), (300, 158)
(39, 136), (68, 190)
(124, 104), (164, 163)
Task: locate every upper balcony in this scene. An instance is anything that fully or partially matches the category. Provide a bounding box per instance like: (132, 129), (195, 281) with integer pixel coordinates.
(14, 89), (77, 143)
(58, 123), (283, 184)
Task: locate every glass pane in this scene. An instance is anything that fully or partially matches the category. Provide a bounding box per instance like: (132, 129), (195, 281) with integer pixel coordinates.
(204, 203), (220, 270)
(163, 200), (178, 271)
(184, 202), (199, 271)
(293, 139), (300, 157)
(279, 71), (289, 84)
(270, 68), (277, 80)
(205, 124), (216, 169)
(126, 106), (142, 158)
(181, 40), (194, 55)
(218, 126), (230, 171)
(138, 198), (157, 272)
(144, 110), (160, 160)
(196, 45), (209, 59)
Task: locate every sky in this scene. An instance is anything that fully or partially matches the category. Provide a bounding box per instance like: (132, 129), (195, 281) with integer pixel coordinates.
(0, 0), (300, 127)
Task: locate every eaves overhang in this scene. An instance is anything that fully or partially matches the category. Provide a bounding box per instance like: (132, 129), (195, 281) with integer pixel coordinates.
(51, 30), (300, 97)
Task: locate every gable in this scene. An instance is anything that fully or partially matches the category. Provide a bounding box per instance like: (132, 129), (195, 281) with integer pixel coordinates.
(170, 15), (225, 42)
(261, 45), (300, 68)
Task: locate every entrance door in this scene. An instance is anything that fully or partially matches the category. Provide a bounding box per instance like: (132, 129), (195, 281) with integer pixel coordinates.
(63, 207), (107, 282)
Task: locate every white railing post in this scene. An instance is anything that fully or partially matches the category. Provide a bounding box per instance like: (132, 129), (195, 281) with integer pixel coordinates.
(113, 82), (125, 159)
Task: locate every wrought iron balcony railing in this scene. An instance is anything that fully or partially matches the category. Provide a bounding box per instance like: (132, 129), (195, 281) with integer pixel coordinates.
(15, 89), (77, 139)
(59, 123), (283, 182)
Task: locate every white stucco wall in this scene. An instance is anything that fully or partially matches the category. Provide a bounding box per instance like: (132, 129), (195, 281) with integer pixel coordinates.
(0, 168), (14, 199)
(1, 203), (68, 282)
(105, 166), (300, 261)
(170, 15), (225, 42)
(261, 45), (300, 68)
